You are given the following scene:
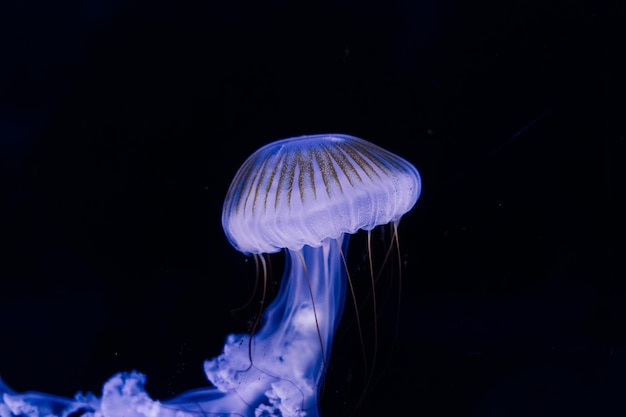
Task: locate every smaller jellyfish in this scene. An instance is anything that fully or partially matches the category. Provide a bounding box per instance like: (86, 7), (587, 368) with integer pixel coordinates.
(0, 133), (420, 417)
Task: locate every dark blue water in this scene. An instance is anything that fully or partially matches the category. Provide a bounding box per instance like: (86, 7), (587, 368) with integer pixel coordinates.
(1, 1), (623, 416)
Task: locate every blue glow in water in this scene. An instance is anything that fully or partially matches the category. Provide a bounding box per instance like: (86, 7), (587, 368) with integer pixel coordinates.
(0, 134), (420, 417)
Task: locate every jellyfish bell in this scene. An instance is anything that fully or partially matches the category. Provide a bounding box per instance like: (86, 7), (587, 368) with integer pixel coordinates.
(0, 133), (420, 417)
(222, 133), (421, 255)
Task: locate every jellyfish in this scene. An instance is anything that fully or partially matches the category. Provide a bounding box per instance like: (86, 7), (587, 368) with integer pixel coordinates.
(0, 134), (420, 417)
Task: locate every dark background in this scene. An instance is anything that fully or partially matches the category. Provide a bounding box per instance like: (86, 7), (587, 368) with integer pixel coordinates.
(1, 1), (624, 416)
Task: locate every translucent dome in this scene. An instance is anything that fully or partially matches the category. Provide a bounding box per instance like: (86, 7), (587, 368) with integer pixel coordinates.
(222, 134), (421, 254)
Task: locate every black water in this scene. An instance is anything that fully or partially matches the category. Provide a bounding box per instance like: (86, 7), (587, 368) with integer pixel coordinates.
(1, 1), (623, 416)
